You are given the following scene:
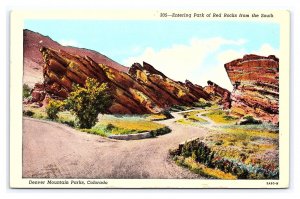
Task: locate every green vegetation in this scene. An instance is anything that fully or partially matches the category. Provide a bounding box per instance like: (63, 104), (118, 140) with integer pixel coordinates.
(23, 106), (47, 119)
(46, 99), (65, 120)
(23, 84), (31, 99)
(96, 114), (166, 135)
(173, 156), (237, 180)
(170, 137), (279, 179)
(239, 115), (262, 125)
(81, 128), (108, 137)
(23, 109), (34, 117)
(176, 109), (208, 126)
(39, 78), (112, 128)
(65, 78), (112, 128)
(24, 105), (170, 137)
(193, 98), (212, 108)
(202, 109), (239, 124)
(57, 111), (76, 127)
(81, 114), (170, 137)
(146, 113), (167, 121)
(170, 107), (279, 179)
(169, 105), (192, 112)
(150, 126), (171, 137)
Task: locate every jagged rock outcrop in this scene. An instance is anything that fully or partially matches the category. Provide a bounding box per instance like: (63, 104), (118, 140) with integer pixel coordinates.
(34, 47), (210, 114)
(183, 80), (211, 100)
(204, 80), (231, 109)
(24, 29), (128, 87)
(224, 54), (279, 124)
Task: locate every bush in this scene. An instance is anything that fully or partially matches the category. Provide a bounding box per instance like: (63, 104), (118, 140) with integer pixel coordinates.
(105, 123), (116, 131)
(170, 105), (187, 112)
(23, 110), (34, 117)
(150, 126), (171, 137)
(60, 120), (75, 127)
(23, 84), (31, 99)
(46, 99), (65, 120)
(160, 110), (174, 119)
(65, 78), (112, 129)
(239, 115), (262, 125)
(193, 98), (212, 108)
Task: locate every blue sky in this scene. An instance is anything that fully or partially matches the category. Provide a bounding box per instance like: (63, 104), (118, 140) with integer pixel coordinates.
(25, 20), (279, 90)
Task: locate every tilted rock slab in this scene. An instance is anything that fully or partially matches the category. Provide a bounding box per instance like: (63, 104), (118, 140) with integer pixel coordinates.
(34, 47), (210, 114)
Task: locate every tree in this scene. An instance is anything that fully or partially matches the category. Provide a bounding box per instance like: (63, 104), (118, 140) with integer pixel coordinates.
(65, 78), (112, 129)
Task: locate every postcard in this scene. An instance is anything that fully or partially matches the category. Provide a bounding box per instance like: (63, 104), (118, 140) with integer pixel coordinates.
(10, 10), (290, 188)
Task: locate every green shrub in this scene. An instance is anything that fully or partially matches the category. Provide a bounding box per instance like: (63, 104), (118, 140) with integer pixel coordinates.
(239, 115), (262, 125)
(150, 126), (171, 137)
(46, 99), (65, 120)
(23, 84), (31, 99)
(223, 115), (237, 121)
(60, 120), (75, 127)
(23, 110), (34, 117)
(105, 123), (116, 131)
(161, 110), (174, 119)
(81, 128), (107, 137)
(170, 105), (187, 112)
(65, 78), (112, 129)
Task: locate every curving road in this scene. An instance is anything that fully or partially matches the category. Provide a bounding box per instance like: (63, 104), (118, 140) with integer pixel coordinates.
(23, 111), (213, 179)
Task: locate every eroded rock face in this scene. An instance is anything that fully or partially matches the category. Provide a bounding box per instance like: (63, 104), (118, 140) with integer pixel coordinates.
(204, 80), (231, 109)
(31, 83), (46, 102)
(35, 47), (210, 114)
(224, 54), (279, 124)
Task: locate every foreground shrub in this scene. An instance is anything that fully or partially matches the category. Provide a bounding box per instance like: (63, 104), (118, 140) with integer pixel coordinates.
(170, 138), (279, 179)
(65, 78), (112, 129)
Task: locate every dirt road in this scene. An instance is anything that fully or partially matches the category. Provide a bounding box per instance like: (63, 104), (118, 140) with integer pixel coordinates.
(23, 111), (212, 179)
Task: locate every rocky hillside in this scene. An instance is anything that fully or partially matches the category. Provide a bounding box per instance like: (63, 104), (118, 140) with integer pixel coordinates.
(24, 29), (128, 87)
(33, 47), (210, 114)
(224, 54), (279, 124)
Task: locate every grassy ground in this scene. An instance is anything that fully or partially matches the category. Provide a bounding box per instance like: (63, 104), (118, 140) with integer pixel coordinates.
(176, 110), (208, 126)
(146, 113), (168, 121)
(202, 109), (239, 124)
(205, 124), (279, 169)
(89, 114), (166, 136)
(182, 110), (207, 121)
(23, 105), (168, 137)
(175, 107), (239, 126)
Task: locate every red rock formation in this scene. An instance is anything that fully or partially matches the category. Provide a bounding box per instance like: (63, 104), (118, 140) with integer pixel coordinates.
(35, 47), (210, 114)
(31, 83), (46, 102)
(24, 29), (128, 87)
(224, 54), (279, 124)
(184, 80), (211, 100)
(204, 80), (231, 109)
